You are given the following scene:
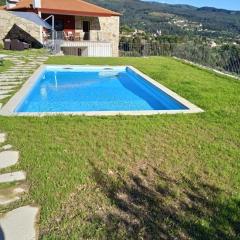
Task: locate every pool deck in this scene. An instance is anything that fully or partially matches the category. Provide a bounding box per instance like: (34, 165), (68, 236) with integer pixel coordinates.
(0, 65), (204, 116)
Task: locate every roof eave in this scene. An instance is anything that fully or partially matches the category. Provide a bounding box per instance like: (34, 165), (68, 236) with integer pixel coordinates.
(38, 8), (121, 17)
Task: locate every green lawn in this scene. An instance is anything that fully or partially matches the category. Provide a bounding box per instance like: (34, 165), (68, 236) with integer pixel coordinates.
(0, 60), (12, 73)
(0, 56), (239, 239)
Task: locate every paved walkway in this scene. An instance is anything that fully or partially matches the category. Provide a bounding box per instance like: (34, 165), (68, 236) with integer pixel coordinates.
(0, 133), (39, 240)
(0, 52), (48, 108)
(0, 52), (48, 239)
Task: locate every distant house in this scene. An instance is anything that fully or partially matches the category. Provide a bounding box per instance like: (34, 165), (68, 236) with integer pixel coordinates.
(0, 0), (120, 56)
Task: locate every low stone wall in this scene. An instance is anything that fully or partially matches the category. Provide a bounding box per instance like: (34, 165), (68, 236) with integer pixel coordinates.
(0, 10), (41, 47)
(75, 16), (119, 57)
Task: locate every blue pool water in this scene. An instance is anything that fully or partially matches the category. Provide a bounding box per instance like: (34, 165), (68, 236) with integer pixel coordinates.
(16, 66), (188, 113)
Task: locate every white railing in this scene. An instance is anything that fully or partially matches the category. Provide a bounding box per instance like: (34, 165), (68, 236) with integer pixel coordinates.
(44, 32), (112, 57)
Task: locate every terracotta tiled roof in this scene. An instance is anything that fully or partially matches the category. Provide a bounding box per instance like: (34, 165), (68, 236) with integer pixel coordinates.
(9, 0), (120, 17)
(10, 0), (32, 9)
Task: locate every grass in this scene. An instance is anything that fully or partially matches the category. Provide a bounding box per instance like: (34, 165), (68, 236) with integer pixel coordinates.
(0, 48), (47, 56)
(0, 56), (240, 239)
(0, 60), (13, 73)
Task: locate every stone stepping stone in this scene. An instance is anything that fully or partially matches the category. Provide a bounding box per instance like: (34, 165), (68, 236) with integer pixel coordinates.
(0, 133), (6, 144)
(0, 78), (23, 81)
(0, 151), (19, 169)
(0, 78), (21, 81)
(1, 145), (12, 151)
(0, 183), (28, 205)
(0, 90), (14, 95)
(0, 86), (16, 90)
(0, 82), (20, 86)
(0, 80), (22, 84)
(0, 206), (39, 240)
(4, 69), (31, 72)
(0, 82), (22, 85)
(0, 95), (10, 100)
(8, 69), (33, 71)
(0, 171), (26, 184)
(12, 65), (35, 67)
(0, 75), (27, 78)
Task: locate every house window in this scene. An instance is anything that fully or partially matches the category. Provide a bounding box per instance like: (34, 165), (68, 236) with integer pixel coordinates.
(83, 21), (90, 40)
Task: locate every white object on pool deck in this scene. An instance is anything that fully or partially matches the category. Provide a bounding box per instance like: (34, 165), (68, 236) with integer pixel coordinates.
(0, 151), (19, 169)
(0, 171), (26, 183)
(0, 206), (39, 240)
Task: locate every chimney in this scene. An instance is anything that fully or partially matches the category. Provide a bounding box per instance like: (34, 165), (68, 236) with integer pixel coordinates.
(5, 0), (20, 9)
(33, 0), (41, 8)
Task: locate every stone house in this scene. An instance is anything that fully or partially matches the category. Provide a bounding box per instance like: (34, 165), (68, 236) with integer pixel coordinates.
(0, 0), (120, 56)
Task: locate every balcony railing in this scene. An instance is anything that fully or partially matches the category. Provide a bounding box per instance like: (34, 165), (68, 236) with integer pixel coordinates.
(46, 31), (103, 42)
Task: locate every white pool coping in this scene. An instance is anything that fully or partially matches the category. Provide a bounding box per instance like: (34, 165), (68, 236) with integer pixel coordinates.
(0, 65), (204, 116)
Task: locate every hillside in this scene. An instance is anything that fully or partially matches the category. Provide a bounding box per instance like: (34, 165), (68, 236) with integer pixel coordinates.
(87, 0), (240, 37)
(1, 0), (239, 37)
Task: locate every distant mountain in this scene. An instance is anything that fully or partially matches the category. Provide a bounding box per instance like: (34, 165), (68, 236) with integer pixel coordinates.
(1, 0), (239, 37)
(87, 0), (240, 37)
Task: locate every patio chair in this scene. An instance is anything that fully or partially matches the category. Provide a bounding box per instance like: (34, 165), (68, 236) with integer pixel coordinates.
(3, 39), (11, 50)
(63, 31), (69, 41)
(67, 31), (74, 41)
(74, 32), (81, 41)
(10, 39), (24, 51)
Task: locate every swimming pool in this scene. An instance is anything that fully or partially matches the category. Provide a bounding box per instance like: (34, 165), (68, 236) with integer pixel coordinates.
(0, 65), (203, 116)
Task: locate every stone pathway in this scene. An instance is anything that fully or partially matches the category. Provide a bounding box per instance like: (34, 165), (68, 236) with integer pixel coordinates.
(0, 206), (39, 240)
(0, 52), (47, 238)
(0, 151), (19, 169)
(0, 53), (48, 109)
(0, 133), (39, 239)
(0, 133), (39, 240)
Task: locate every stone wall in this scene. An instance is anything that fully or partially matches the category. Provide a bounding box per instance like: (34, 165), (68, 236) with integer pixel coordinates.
(75, 16), (119, 57)
(0, 10), (41, 47)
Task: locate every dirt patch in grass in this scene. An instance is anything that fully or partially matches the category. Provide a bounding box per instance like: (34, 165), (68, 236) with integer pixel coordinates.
(41, 162), (240, 239)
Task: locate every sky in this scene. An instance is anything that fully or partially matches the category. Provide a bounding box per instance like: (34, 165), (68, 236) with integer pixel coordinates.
(143, 0), (240, 11)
